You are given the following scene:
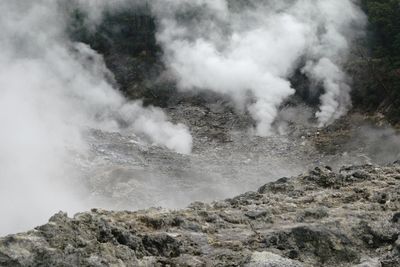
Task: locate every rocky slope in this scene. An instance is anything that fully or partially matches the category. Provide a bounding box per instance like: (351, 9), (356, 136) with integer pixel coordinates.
(1, 163), (400, 266)
(80, 103), (399, 213)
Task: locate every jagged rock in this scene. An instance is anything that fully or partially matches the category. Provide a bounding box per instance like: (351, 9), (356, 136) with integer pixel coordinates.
(304, 166), (342, 188)
(2, 164), (400, 266)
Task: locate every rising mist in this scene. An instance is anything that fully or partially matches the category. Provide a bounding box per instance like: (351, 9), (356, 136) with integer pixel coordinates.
(0, 0), (369, 235)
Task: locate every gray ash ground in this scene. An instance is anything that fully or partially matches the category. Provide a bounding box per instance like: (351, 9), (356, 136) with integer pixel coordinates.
(2, 103), (400, 266)
(80, 103), (400, 212)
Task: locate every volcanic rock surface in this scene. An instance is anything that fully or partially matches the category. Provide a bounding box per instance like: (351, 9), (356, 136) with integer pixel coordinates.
(1, 163), (400, 266)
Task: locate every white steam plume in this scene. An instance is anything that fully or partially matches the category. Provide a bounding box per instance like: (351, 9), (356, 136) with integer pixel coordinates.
(0, 0), (191, 235)
(152, 0), (366, 133)
(71, 0), (366, 129)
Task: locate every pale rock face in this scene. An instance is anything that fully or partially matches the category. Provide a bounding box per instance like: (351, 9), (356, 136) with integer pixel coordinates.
(353, 257), (381, 267)
(246, 252), (304, 267)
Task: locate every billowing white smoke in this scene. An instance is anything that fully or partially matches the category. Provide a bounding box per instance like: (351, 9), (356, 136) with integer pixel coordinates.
(0, 1), (191, 235)
(152, 0), (366, 134)
(0, 0), (365, 235)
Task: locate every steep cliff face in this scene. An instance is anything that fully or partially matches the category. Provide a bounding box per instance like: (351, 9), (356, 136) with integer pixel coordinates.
(1, 163), (400, 266)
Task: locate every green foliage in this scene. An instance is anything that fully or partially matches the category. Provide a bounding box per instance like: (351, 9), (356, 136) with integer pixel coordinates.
(357, 0), (400, 121)
(362, 0), (400, 64)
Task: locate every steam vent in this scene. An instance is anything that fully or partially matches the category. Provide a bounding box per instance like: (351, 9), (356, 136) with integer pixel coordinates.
(1, 0), (400, 266)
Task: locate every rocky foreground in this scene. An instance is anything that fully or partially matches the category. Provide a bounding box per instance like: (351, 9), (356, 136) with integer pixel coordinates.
(1, 163), (400, 266)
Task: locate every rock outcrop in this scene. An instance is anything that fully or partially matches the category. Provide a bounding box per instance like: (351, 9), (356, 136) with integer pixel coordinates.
(1, 163), (400, 266)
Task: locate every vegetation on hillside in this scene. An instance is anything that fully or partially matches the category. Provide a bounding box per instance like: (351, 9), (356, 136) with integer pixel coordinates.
(354, 0), (400, 121)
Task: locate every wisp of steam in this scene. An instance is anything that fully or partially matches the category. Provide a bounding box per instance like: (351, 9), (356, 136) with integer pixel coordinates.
(0, 0), (192, 235)
(0, 0), (366, 235)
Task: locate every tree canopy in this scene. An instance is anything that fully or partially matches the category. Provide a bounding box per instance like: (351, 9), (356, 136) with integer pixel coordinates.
(354, 0), (400, 121)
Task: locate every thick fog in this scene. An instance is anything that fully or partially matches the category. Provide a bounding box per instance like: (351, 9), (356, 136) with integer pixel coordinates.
(0, 1), (191, 235)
